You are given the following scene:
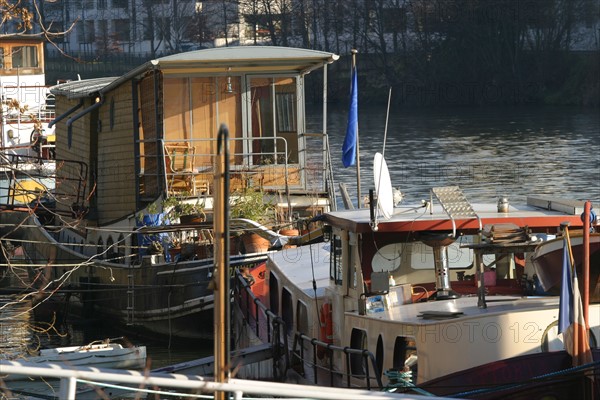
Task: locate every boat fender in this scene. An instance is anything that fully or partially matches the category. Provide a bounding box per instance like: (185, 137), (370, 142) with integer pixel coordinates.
(318, 302), (333, 359)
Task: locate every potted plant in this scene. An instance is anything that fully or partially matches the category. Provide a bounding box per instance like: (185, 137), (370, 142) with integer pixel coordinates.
(230, 188), (274, 254)
(163, 195), (206, 224)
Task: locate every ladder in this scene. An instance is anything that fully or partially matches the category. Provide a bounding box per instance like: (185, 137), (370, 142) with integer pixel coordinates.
(431, 186), (481, 237)
(126, 270), (134, 325)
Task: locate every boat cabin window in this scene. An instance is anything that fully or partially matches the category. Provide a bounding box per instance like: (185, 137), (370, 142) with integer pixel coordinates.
(393, 336), (417, 373)
(249, 77), (299, 165)
(117, 234), (126, 264)
(162, 76), (243, 168)
(106, 236), (116, 261)
(350, 328), (368, 376)
(376, 335), (384, 378)
(296, 300), (308, 335)
(330, 235), (342, 285)
(12, 46), (38, 68)
(281, 287), (293, 335)
(373, 237), (495, 271)
(0, 43), (43, 74)
(97, 237), (104, 258)
(269, 273), (279, 314)
(372, 243), (404, 273)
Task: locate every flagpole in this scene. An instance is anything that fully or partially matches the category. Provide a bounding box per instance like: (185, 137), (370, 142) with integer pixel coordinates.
(351, 49), (361, 208)
(563, 224), (579, 364)
(582, 201), (590, 329)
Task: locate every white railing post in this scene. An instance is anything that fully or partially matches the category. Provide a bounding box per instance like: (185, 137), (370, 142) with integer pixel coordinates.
(59, 376), (78, 400)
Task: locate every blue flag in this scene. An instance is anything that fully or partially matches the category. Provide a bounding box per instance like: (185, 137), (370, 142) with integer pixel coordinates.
(342, 64), (358, 167)
(558, 236), (573, 334)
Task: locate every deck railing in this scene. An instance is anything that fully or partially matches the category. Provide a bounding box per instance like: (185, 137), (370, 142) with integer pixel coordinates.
(138, 134), (330, 201)
(0, 359), (426, 400)
(0, 86), (55, 123)
(0, 154), (87, 212)
(233, 271), (383, 390)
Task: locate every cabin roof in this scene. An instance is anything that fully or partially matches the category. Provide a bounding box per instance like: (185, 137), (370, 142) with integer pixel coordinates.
(50, 46), (339, 99)
(50, 77), (119, 99)
(155, 46), (339, 73)
(325, 200), (586, 234)
(360, 295), (560, 326)
(0, 35), (45, 44)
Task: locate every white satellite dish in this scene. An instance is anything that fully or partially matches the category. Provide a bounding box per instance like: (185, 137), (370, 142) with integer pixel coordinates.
(374, 152), (394, 220)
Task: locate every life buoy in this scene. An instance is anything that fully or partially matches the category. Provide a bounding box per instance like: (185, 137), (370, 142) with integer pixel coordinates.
(317, 302), (333, 359)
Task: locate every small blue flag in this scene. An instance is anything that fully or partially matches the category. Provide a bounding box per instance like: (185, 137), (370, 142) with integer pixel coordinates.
(342, 65), (358, 167)
(558, 236), (573, 334)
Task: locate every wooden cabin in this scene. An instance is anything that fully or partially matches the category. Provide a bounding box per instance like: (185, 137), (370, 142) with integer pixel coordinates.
(50, 47), (339, 228)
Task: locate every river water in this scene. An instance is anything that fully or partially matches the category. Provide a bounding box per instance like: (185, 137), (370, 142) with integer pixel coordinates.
(0, 105), (598, 385)
(320, 105), (599, 207)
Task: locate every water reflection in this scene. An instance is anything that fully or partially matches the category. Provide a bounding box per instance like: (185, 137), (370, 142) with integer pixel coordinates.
(0, 297), (35, 359)
(316, 105), (599, 206)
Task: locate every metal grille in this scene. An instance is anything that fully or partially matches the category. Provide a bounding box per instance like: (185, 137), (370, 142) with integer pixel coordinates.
(432, 186), (478, 219)
(431, 186), (481, 236)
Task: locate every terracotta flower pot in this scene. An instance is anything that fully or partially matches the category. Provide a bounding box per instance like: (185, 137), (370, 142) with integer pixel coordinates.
(179, 213), (206, 224)
(241, 232), (270, 254)
(279, 228), (299, 249)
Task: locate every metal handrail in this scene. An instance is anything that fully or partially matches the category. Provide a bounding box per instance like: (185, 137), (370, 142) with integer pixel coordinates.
(137, 135), (329, 195)
(0, 154), (87, 209)
(292, 332), (383, 390)
(234, 271), (290, 381)
(234, 271), (382, 390)
(0, 359), (430, 400)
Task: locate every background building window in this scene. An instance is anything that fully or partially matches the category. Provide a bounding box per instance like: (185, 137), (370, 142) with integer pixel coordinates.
(113, 0), (128, 9)
(114, 19), (131, 42)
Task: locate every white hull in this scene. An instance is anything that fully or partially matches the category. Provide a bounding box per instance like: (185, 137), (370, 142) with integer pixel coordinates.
(235, 195), (599, 389)
(2, 342), (146, 381)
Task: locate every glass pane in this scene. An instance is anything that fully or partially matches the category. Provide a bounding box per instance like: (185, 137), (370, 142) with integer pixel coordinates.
(12, 46), (38, 68)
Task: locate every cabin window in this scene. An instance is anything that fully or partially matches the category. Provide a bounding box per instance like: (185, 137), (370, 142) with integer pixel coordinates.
(162, 76), (243, 168)
(330, 235), (342, 285)
(296, 300), (308, 335)
(269, 273), (279, 314)
(12, 46), (38, 68)
(372, 243), (404, 273)
(117, 234), (126, 264)
(409, 236), (494, 270)
(281, 287), (293, 335)
(0, 43), (43, 73)
(296, 300), (310, 355)
(393, 336), (417, 373)
(248, 77), (299, 165)
(350, 328), (368, 376)
(376, 335), (384, 378)
(106, 236), (115, 261)
(97, 238), (104, 258)
(109, 97), (115, 130)
(348, 234), (358, 289)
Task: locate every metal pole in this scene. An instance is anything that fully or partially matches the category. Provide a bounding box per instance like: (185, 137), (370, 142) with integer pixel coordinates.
(563, 224), (579, 360)
(351, 49), (361, 208)
(214, 124), (231, 400)
(583, 201), (590, 328)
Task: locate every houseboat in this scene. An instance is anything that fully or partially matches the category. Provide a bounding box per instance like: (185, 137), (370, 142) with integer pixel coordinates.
(234, 165), (599, 397)
(0, 36), (56, 207)
(0, 46), (339, 340)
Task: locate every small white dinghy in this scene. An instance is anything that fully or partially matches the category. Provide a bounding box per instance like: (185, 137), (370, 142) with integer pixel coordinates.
(2, 337), (146, 381)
